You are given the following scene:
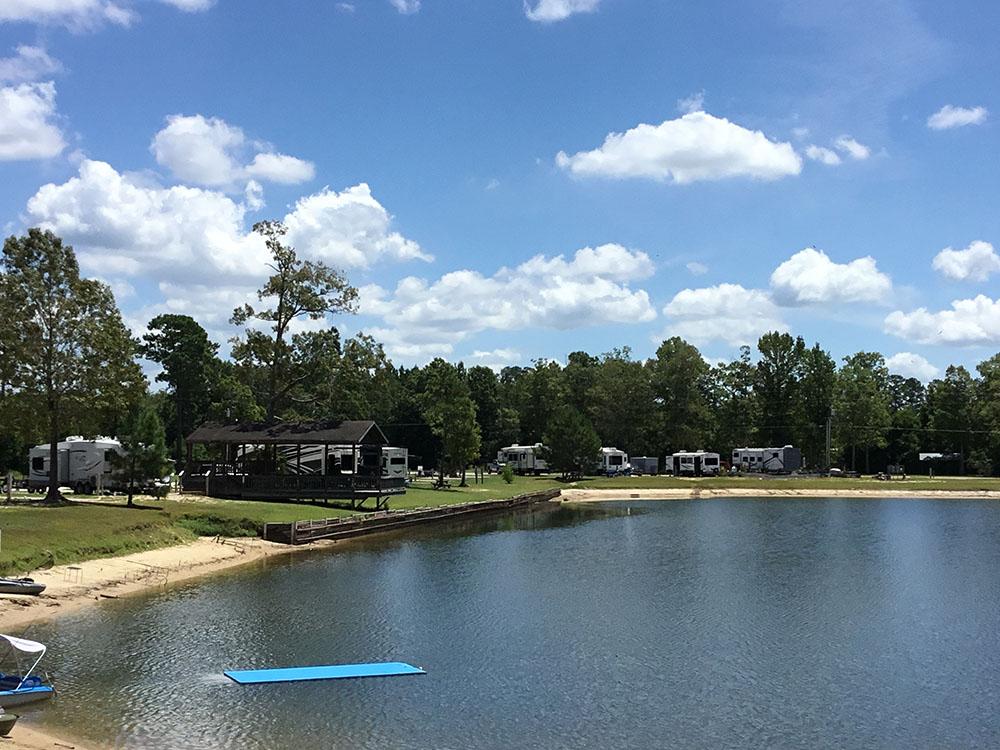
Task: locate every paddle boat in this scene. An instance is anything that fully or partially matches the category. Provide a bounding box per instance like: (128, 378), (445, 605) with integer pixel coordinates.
(0, 635), (54, 707)
(0, 578), (46, 596)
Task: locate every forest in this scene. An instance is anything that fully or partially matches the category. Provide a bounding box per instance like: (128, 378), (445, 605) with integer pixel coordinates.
(3, 225), (999, 488)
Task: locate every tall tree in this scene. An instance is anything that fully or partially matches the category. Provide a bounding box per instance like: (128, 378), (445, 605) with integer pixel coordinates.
(420, 359), (481, 486)
(588, 348), (653, 453)
(141, 314), (219, 462)
(975, 353), (1000, 476)
(648, 337), (710, 455)
(755, 332), (804, 447)
(2, 229), (145, 503)
(542, 406), (601, 479)
(925, 365), (977, 474)
(517, 359), (565, 443)
(467, 365), (502, 463)
(230, 220), (357, 420)
(886, 375), (925, 470)
(794, 343), (836, 468)
(835, 352), (891, 473)
(708, 346), (758, 456)
(563, 351), (600, 414)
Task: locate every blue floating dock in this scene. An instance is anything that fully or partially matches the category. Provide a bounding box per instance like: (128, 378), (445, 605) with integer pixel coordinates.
(224, 661), (425, 685)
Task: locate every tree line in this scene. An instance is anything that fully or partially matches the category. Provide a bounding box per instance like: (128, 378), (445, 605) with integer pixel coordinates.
(3, 226), (1000, 500)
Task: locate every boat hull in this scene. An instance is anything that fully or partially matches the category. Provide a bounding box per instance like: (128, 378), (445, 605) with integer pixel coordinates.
(0, 686), (54, 708)
(0, 579), (46, 596)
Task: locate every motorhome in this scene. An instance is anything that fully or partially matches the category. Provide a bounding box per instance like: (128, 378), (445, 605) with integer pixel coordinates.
(632, 456), (659, 475)
(498, 444), (549, 475)
(28, 437), (126, 494)
(597, 447), (631, 476)
(732, 446), (802, 473)
(672, 451), (721, 477)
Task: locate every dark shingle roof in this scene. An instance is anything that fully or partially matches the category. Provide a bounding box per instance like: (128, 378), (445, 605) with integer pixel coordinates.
(186, 420), (387, 446)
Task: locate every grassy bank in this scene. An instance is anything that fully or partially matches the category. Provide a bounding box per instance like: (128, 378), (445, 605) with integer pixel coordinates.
(3, 472), (998, 574)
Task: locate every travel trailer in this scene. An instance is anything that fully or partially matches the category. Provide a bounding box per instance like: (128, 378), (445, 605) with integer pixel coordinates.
(672, 451), (721, 477)
(597, 447), (631, 476)
(240, 444), (408, 479)
(28, 437), (126, 494)
(498, 444), (549, 475)
(732, 446), (802, 473)
(381, 447), (409, 480)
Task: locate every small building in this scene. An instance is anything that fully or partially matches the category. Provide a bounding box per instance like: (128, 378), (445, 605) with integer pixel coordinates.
(183, 420), (406, 509)
(498, 443), (549, 475)
(631, 456), (659, 475)
(597, 447), (630, 476)
(732, 446), (802, 473)
(672, 451), (721, 477)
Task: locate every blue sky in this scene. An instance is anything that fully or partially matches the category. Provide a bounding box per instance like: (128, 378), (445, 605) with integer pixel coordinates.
(1, 0), (998, 380)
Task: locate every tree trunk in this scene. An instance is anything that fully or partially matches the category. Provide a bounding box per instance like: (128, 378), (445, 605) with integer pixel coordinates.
(460, 465), (468, 487)
(176, 391), (185, 466)
(45, 399), (62, 504)
(127, 456), (135, 507)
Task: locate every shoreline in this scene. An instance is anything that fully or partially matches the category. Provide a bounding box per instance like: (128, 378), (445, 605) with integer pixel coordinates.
(4, 486), (1000, 749)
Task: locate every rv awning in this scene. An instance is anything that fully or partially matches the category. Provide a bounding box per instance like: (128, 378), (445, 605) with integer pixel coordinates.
(0, 634), (46, 654)
(186, 420), (388, 447)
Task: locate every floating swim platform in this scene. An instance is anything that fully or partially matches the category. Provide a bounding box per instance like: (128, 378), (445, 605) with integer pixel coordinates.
(224, 662), (425, 685)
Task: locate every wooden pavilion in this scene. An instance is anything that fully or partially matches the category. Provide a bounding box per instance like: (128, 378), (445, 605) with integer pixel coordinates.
(182, 420), (406, 509)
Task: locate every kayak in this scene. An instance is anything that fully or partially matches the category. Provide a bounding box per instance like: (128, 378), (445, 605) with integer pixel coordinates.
(0, 578), (46, 596)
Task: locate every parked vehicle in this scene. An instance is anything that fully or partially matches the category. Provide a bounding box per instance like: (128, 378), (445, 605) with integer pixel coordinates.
(732, 446), (802, 473)
(672, 451), (721, 477)
(631, 456), (659, 475)
(28, 436), (126, 494)
(239, 444), (408, 480)
(597, 447), (631, 476)
(497, 444), (549, 475)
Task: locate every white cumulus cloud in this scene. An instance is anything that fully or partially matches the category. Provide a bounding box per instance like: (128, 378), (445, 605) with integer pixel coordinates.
(932, 240), (1000, 283)
(151, 114), (315, 188)
(0, 0), (212, 30)
(525, 0), (600, 22)
(390, 0), (420, 14)
(360, 244), (656, 361)
(804, 144), (842, 166)
(0, 82), (65, 160)
(884, 296), (1000, 346)
(555, 111), (802, 184)
(686, 261), (708, 276)
(0, 46), (62, 83)
(661, 283), (788, 346)
(833, 135), (870, 160)
(885, 352), (939, 382)
(770, 248), (892, 306)
(927, 105), (988, 130)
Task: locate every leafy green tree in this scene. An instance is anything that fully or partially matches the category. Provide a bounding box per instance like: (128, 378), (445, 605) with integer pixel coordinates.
(420, 358), (481, 486)
(542, 406), (601, 478)
(563, 351), (600, 414)
(755, 332), (804, 447)
(975, 353), (1000, 476)
(886, 375), (925, 469)
(2, 229), (145, 503)
(587, 348), (653, 453)
(141, 314), (219, 462)
(516, 359), (565, 443)
(467, 365), (502, 463)
(925, 365), (977, 474)
(835, 352), (891, 473)
(648, 337), (710, 455)
(708, 346), (758, 456)
(230, 220), (358, 420)
(116, 400), (171, 506)
(794, 343), (836, 468)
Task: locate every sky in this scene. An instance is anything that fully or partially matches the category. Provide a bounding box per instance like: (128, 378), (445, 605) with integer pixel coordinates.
(0, 0), (998, 382)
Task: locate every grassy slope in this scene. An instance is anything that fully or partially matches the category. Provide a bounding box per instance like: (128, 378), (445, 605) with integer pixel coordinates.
(3, 473), (998, 574)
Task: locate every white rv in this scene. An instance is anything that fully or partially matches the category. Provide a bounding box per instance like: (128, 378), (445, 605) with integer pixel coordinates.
(381, 447), (409, 480)
(732, 446), (802, 473)
(672, 450), (721, 477)
(498, 443), (549, 475)
(597, 447), (631, 476)
(28, 436), (126, 494)
(239, 444), (407, 479)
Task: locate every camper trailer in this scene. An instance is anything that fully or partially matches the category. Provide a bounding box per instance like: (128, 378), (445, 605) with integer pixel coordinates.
(672, 450), (721, 477)
(732, 446), (802, 473)
(597, 447), (631, 476)
(632, 456), (659, 475)
(498, 444), (549, 475)
(381, 447), (409, 480)
(28, 436), (127, 494)
(239, 444), (408, 479)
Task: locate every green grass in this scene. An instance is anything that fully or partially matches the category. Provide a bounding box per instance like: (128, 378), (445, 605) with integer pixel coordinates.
(3, 472), (997, 574)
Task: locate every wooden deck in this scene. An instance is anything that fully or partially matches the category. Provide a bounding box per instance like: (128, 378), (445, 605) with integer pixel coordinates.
(181, 464), (406, 504)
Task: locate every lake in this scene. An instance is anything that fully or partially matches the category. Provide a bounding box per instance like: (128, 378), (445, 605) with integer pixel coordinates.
(22, 498), (1000, 748)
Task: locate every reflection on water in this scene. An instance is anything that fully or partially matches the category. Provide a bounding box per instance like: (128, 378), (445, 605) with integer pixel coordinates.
(23, 499), (1000, 749)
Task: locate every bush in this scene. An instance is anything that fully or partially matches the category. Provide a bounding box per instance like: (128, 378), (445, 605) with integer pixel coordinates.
(501, 464), (515, 484)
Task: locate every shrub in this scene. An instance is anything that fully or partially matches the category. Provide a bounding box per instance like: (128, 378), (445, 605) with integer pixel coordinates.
(501, 464), (515, 484)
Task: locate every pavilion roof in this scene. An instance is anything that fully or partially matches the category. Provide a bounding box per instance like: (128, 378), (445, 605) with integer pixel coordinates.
(186, 420), (388, 446)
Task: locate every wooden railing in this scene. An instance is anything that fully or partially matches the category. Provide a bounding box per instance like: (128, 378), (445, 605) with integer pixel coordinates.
(180, 464), (405, 500)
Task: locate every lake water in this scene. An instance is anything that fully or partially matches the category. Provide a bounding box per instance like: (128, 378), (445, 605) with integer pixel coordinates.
(21, 499), (1000, 749)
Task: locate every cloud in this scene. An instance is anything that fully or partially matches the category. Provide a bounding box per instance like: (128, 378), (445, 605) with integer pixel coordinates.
(389, 0), (420, 14)
(885, 296), (1000, 346)
(555, 111), (802, 184)
(360, 244), (656, 361)
(150, 114), (315, 188)
(885, 352), (939, 381)
(0, 45), (62, 83)
(661, 283), (788, 345)
(0, 82), (66, 160)
(832, 135), (870, 160)
(932, 241), (1000, 283)
(336, 3), (356, 12)
(676, 91), (705, 114)
(686, 261), (708, 276)
(468, 348), (521, 371)
(770, 247), (892, 306)
(927, 105), (988, 130)
(0, 0), (212, 30)
(804, 144), (842, 166)
(524, 0), (600, 22)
